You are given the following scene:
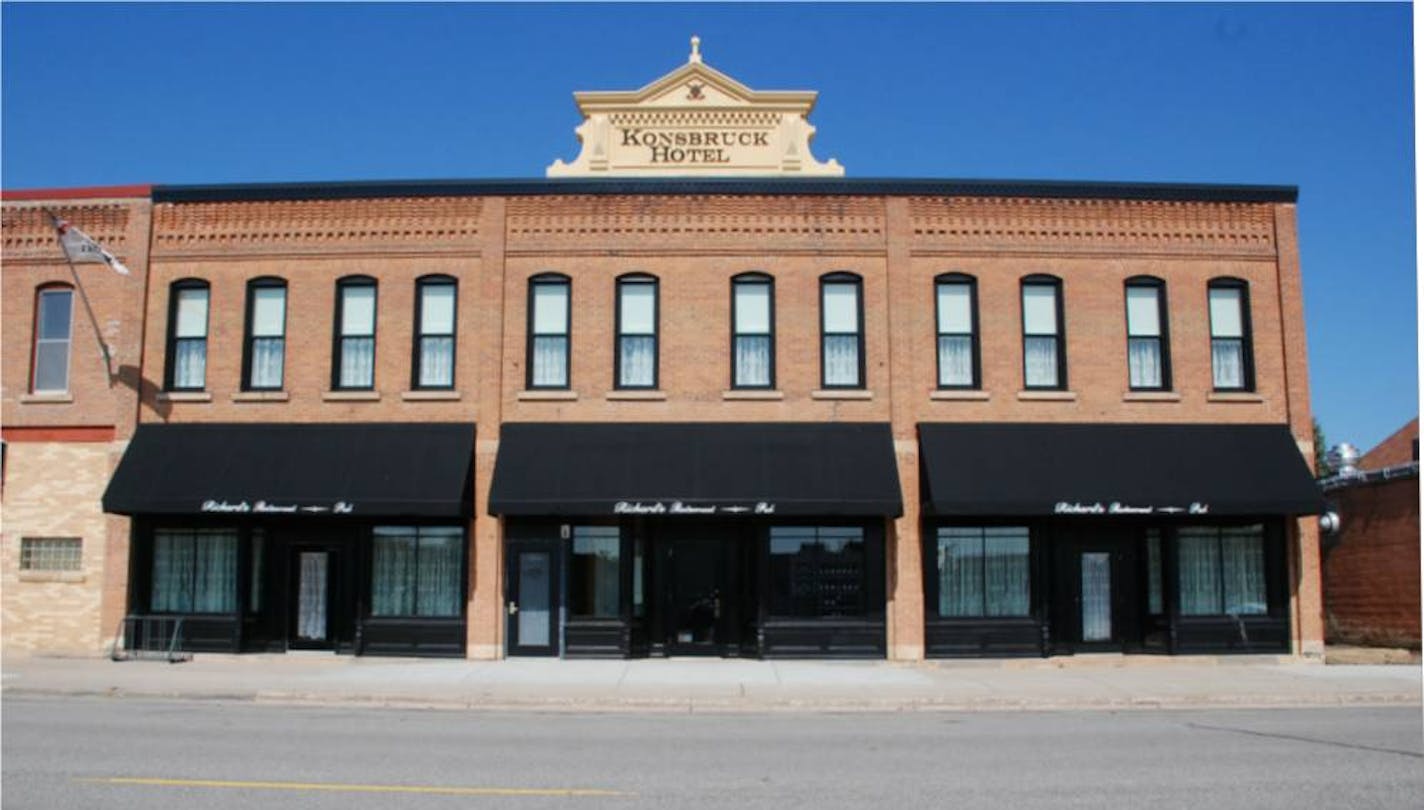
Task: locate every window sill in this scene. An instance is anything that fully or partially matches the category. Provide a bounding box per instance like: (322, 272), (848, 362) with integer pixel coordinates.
(157, 391), (213, 403)
(723, 390), (784, 401)
(1208, 392), (1265, 403)
(323, 391), (381, 402)
(812, 389), (873, 400)
(606, 390), (667, 401)
(232, 391), (289, 403)
(1017, 390), (1077, 402)
(1123, 391), (1181, 402)
(401, 390), (461, 402)
(19, 393), (72, 404)
(518, 390), (578, 401)
(930, 390), (990, 401)
(18, 571), (85, 583)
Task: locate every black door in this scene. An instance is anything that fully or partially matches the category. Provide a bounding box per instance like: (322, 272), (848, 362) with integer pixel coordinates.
(667, 534), (731, 655)
(507, 541), (559, 657)
(288, 546), (335, 650)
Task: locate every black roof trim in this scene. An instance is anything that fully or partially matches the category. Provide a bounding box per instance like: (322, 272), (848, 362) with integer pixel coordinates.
(152, 177), (1298, 204)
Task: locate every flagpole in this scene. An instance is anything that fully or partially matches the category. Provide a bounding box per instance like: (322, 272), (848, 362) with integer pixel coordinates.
(45, 208), (115, 388)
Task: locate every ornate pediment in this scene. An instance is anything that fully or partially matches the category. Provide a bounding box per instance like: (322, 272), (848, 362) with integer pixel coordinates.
(547, 37), (844, 177)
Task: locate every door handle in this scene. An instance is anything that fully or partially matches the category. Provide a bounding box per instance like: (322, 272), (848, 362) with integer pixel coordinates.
(507, 601), (519, 616)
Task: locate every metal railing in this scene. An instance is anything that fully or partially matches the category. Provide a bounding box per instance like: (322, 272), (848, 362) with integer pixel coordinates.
(110, 615), (192, 663)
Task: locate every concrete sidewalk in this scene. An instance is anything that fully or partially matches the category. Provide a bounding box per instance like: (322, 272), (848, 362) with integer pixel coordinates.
(4, 653), (1420, 712)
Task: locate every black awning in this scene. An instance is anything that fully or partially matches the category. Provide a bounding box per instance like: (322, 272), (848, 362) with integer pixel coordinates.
(919, 423), (1325, 517)
(103, 423), (475, 518)
(489, 422), (903, 517)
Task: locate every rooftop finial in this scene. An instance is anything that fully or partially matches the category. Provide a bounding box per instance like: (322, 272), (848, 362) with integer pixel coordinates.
(690, 35), (702, 63)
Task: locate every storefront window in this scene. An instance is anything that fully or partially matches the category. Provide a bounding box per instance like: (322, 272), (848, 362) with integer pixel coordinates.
(935, 527), (1030, 617)
(151, 529), (238, 613)
(1178, 525), (1267, 616)
(249, 529), (265, 614)
(371, 526), (463, 617)
(768, 527), (868, 618)
(1145, 529), (1163, 615)
(570, 526), (621, 618)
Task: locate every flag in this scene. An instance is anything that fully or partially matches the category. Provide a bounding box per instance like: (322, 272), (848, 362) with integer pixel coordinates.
(51, 214), (130, 275)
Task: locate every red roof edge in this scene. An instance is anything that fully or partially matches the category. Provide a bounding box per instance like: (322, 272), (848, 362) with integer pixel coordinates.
(1, 184), (152, 201)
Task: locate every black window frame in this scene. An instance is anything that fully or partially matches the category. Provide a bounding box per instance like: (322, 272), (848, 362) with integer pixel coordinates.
(411, 274), (458, 391)
(526, 273), (571, 390)
(164, 278), (211, 392)
(730, 272), (775, 390)
(614, 273), (659, 390)
(30, 282), (74, 394)
(1124, 275), (1172, 391)
(927, 525), (1034, 619)
(819, 272), (865, 390)
(368, 525), (466, 619)
(331, 275), (378, 391)
(1207, 277), (1255, 392)
(1020, 274), (1066, 391)
(934, 272), (980, 390)
(241, 277), (288, 392)
(765, 524), (880, 620)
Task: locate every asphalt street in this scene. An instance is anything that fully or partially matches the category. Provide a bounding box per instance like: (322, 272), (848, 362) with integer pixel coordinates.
(2, 697), (1421, 809)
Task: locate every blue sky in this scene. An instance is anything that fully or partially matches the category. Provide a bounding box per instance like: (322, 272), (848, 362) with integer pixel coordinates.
(2, 2), (1415, 451)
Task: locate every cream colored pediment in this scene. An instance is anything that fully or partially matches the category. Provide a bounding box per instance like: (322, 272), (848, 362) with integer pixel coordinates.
(547, 37), (843, 177)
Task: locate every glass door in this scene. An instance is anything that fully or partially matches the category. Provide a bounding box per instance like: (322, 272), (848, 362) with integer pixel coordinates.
(289, 548), (333, 650)
(668, 535), (726, 655)
(507, 542), (559, 656)
(1080, 551), (1112, 643)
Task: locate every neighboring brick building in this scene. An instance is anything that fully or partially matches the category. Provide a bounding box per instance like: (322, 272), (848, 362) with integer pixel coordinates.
(1322, 419), (1421, 649)
(2, 44), (1325, 661)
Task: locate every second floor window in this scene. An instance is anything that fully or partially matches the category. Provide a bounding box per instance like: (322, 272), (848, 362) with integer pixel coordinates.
(31, 285), (73, 393)
(821, 273), (863, 388)
(1209, 279), (1254, 391)
(616, 275), (658, 389)
(1021, 276), (1065, 389)
(165, 281), (209, 391)
(243, 279), (286, 391)
(732, 274), (774, 388)
(935, 274), (978, 388)
(1125, 278), (1170, 390)
(333, 277), (376, 390)
(527, 275), (570, 389)
(414, 276), (457, 389)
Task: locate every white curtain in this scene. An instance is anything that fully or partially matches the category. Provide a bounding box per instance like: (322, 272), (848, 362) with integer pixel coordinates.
(937, 530), (982, 617)
(823, 335), (860, 386)
(1080, 552), (1112, 641)
(249, 338), (284, 388)
(938, 335), (973, 387)
(416, 530), (462, 617)
(1128, 338), (1162, 388)
(1178, 530), (1222, 615)
(297, 553), (327, 640)
(151, 532), (194, 612)
(1212, 340), (1244, 388)
(1024, 336), (1058, 387)
(984, 530), (1030, 616)
(340, 337), (375, 387)
(372, 531), (415, 616)
(1145, 531), (1163, 615)
(419, 336), (455, 387)
(619, 335), (655, 387)
(173, 340), (206, 389)
(735, 335), (771, 387)
(531, 336), (567, 386)
(152, 529), (236, 613)
(1222, 527), (1266, 615)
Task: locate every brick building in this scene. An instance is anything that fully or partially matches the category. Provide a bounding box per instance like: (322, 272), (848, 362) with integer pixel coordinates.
(1321, 419), (1421, 649)
(2, 45), (1324, 660)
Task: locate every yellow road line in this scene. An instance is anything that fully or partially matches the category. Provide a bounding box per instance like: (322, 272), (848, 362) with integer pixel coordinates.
(76, 776), (633, 797)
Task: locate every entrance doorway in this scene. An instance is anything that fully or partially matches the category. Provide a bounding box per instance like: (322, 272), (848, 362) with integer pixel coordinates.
(506, 541), (559, 656)
(667, 535), (726, 654)
(1053, 531), (1139, 654)
(289, 548), (334, 650)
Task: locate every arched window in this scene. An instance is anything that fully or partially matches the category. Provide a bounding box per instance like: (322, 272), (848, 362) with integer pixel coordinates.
(1021, 274), (1065, 390)
(1124, 276), (1170, 391)
(413, 275), (457, 389)
(615, 273), (658, 389)
(731, 272), (774, 389)
(935, 273), (979, 389)
(527, 273), (571, 389)
(242, 277), (287, 391)
(31, 283), (74, 393)
(1208, 278), (1253, 391)
(333, 275), (377, 390)
(820, 272), (864, 389)
(165, 279), (210, 391)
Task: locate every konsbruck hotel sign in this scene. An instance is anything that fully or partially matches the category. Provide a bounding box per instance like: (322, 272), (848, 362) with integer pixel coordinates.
(547, 37), (844, 177)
